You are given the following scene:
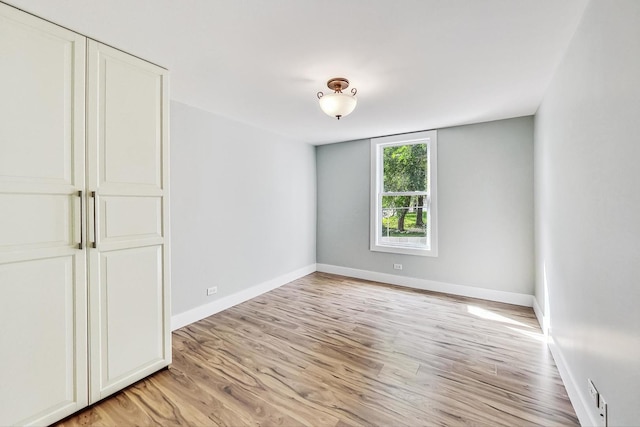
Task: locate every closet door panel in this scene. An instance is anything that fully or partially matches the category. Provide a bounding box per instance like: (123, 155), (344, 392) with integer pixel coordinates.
(0, 256), (76, 425)
(96, 246), (164, 395)
(0, 194), (72, 250)
(101, 195), (163, 243)
(87, 40), (170, 403)
(0, 5), (83, 187)
(0, 4), (88, 426)
(101, 59), (162, 188)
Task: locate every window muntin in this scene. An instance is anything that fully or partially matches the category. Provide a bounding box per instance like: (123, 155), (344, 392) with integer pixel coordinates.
(370, 131), (438, 257)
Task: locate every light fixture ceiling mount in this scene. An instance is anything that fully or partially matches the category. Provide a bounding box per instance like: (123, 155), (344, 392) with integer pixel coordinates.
(326, 77), (350, 92)
(317, 77), (357, 120)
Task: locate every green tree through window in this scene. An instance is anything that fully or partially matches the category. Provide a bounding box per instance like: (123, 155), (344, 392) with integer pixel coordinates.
(383, 143), (427, 232)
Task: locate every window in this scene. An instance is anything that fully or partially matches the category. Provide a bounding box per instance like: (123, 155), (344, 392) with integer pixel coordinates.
(370, 130), (438, 256)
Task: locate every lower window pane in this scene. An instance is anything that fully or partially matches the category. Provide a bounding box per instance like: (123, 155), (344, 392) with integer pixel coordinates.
(380, 195), (428, 248)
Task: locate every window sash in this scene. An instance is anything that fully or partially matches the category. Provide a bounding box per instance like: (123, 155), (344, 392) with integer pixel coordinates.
(377, 193), (431, 249)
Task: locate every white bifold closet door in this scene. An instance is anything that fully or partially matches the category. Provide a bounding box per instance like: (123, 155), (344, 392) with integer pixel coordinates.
(86, 40), (171, 403)
(0, 4), (170, 424)
(0, 5), (88, 426)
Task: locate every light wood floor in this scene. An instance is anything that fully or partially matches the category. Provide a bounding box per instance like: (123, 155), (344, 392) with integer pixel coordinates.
(57, 272), (578, 426)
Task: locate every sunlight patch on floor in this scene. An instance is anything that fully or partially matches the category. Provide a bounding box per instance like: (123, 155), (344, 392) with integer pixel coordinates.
(507, 326), (547, 343)
(466, 305), (532, 329)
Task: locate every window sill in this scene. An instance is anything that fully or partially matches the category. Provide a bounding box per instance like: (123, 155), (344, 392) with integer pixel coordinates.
(370, 243), (438, 257)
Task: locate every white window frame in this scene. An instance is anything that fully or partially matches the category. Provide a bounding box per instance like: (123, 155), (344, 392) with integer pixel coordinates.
(370, 130), (438, 257)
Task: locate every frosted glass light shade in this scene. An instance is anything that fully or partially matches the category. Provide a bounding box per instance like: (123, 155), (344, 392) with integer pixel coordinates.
(319, 92), (357, 119)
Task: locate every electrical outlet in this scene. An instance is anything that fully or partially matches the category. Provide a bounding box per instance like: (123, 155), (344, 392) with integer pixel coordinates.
(598, 395), (607, 427)
(588, 379), (599, 406)
(393, 263), (403, 270)
(206, 286), (217, 296)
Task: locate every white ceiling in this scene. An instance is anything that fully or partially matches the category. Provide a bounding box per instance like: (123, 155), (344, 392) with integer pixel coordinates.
(6, 0), (588, 145)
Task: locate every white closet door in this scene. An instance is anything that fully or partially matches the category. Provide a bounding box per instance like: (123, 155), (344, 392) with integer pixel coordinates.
(86, 40), (171, 403)
(0, 4), (88, 426)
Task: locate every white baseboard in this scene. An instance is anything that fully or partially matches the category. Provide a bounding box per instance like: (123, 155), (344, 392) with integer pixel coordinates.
(532, 296), (548, 335)
(171, 263), (316, 331)
(548, 337), (597, 427)
(533, 296), (595, 426)
(316, 264), (533, 307)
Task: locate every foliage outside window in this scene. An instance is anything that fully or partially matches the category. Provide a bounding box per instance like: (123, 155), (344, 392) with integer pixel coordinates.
(370, 131), (438, 257)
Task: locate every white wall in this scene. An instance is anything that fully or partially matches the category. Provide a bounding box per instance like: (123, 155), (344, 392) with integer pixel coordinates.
(317, 117), (534, 299)
(170, 101), (316, 316)
(534, 1), (640, 425)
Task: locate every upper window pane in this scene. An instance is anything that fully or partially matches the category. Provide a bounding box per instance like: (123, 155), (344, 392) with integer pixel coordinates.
(383, 143), (428, 193)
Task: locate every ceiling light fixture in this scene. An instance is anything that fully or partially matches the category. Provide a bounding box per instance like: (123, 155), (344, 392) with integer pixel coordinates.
(317, 77), (357, 120)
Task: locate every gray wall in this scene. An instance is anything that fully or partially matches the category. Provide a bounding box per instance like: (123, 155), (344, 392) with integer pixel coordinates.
(534, 1), (640, 425)
(170, 101), (316, 315)
(317, 117), (534, 295)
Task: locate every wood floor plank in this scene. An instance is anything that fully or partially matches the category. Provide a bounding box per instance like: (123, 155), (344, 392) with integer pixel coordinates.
(56, 272), (578, 426)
